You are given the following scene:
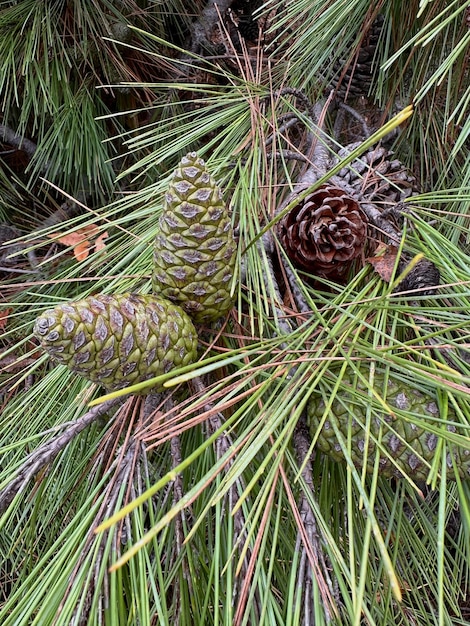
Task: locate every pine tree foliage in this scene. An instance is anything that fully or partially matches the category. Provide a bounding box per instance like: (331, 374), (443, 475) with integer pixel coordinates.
(1, 1), (470, 625)
(0, 0), (202, 205)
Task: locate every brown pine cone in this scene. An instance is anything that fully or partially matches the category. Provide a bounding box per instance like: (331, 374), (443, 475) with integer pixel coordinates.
(277, 184), (369, 282)
(335, 142), (419, 208)
(328, 15), (385, 100)
(395, 255), (440, 296)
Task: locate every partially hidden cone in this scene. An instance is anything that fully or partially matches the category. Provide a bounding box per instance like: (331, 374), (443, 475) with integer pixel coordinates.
(395, 254), (440, 296)
(307, 368), (470, 480)
(33, 293), (198, 392)
(328, 15), (385, 100)
(335, 142), (418, 208)
(278, 184), (368, 282)
(153, 152), (237, 324)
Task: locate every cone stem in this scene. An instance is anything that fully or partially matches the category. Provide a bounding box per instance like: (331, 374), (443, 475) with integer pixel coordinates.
(297, 99), (334, 188)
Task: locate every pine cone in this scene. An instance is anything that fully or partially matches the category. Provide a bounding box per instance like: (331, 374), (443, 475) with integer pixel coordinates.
(335, 142), (419, 208)
(328, 15), (385, 100)
(307, 369), (470, 480)
(33, 293), (198, 392)
(109, 21), (133, 44)
(395, 254), (440, 296)
(277, 184), (368, 281)
(153, 153), (237, 324)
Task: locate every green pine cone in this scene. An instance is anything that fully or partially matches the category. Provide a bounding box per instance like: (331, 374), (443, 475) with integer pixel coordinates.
(152, 152), (237, 324)
(33, 293), (198, 392)
(307, 372), (470, 480)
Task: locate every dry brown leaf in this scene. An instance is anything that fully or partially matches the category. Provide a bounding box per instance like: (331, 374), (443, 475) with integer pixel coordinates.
(47, 225), (99, 247)
(47, 226), (108, 262)
(73, 240), (91, 262)
(366, 244), (399, 283)
(94, 231), (109, 252)
(0, 308), (12, 331)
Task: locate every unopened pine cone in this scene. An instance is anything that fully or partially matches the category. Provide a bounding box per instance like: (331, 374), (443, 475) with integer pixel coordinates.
(307, 368), (470, 480)
(153, 153), (237, 324)
(277, 184), (368, 282)
(33, 293), (198, 392)
(335, 142), (419, 208)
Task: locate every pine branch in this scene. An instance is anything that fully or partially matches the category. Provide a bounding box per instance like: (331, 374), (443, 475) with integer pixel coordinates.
(268, 90), (334, 188)
(0, 124), (38, 161)
(0, 398), (124, 514)
(69, 437), (143, 626)
(158, 393), (194, 593)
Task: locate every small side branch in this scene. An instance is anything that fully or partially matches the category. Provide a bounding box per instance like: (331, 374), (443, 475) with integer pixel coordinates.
(259, 232), (297, 336)
(68, 437), (143, 625)
(191, 375), (234, 457)
(0, 124), (38, 160)
(0, 398), (124, 513)
(191, 375), (260, 621)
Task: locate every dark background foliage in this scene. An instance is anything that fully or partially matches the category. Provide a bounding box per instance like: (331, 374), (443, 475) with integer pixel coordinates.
(1, 1), (470, 625)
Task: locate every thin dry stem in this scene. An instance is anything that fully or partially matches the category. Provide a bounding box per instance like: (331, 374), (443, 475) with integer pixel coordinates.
(292, 414), (341, 623)
(68, 438), (142, 625)
(191, 375), (259, 623)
